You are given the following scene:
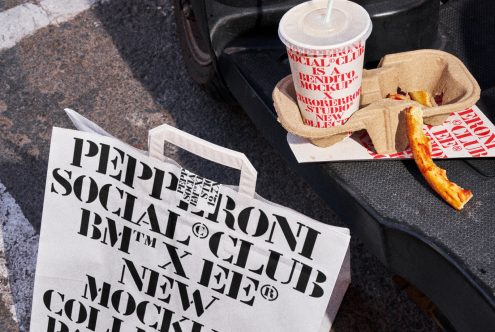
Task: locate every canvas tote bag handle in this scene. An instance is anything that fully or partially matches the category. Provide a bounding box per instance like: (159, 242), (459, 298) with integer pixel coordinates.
(148, 124), (257, 198)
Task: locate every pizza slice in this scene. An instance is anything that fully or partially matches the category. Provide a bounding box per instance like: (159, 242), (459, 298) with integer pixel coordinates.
(405, 106), (473, 210)
(387, 88), (441, 107)
(386, 87), (410, 101)
(408, 91), (434, 107)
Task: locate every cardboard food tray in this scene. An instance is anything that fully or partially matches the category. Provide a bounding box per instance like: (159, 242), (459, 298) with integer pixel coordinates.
(273, 49), (482, 155)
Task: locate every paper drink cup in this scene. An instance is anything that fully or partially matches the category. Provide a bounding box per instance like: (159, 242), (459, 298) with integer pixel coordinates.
(279, 0), (372, 128)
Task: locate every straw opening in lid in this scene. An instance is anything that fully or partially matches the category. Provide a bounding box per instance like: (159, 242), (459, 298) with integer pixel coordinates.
(279, 0), (372, 53)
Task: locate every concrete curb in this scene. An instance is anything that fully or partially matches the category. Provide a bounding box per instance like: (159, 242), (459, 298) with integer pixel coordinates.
(0, 182), (39, 332)
(0, 0), (99, 51)
(0, 221), (18, 332)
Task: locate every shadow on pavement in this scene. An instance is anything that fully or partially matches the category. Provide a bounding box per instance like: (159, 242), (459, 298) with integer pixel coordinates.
(92, 0), (334, 218)
(0, 46), (69, 233)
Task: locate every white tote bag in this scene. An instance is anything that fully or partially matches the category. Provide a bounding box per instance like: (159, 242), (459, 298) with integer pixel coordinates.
(29, 110), (351, 332)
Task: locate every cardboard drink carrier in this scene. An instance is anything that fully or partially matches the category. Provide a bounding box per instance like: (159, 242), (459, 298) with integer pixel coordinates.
(273, 49), (481, 154)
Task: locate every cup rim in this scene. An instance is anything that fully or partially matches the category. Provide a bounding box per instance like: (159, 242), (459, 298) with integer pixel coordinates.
(278, 1), (373, 52)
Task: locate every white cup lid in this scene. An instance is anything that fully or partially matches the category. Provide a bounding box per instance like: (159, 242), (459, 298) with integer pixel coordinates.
(279, 0), (372, 51)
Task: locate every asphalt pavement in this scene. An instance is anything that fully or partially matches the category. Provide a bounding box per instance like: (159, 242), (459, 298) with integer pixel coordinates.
(0, 0), (439, 331)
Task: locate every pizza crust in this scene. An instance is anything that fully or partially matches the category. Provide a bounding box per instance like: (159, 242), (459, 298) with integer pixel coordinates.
(405, 106), (473, 210)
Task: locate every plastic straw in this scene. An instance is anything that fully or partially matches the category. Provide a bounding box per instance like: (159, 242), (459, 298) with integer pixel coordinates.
(324, 0), (334, 24)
